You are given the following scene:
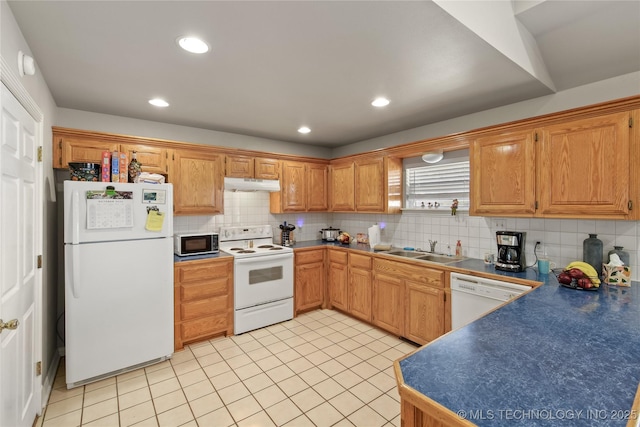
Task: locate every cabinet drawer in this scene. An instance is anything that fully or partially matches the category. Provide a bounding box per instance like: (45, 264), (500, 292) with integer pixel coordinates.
(175, 260), (231, 283)
(349, 253), (372, 269)
(181, 296), (228, 321)
(374, 259), (444, 288)
(296, 249), (324, 265)
(328, 249), (348, 264)
(180, 277), (228, 301)
(181, 315), (228, 341)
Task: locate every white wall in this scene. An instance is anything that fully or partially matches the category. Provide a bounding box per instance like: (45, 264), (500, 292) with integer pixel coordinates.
(1, 0), (60, 404)
(181, 195), (639, 281)
(331, 71), (640, 158)
(56, 108), (332, 159)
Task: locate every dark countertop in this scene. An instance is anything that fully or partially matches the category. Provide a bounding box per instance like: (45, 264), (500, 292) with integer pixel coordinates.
(296, 240), (640, 425)
(173, 252), (233, 263)
(174, 240), (639, 424)
(398, 277), (640, 426)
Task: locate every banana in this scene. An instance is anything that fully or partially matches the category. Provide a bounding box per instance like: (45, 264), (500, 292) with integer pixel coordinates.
(565, 261), (601, 285)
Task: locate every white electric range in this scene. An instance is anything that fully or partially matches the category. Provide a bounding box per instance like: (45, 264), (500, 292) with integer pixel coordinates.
(219, 225), (294, 334)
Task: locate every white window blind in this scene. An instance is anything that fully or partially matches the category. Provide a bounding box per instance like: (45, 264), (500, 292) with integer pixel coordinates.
(404, 160), (470, 210)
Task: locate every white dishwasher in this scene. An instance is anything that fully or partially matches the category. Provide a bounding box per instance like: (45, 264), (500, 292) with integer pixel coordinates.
(450, 272), (532, 329)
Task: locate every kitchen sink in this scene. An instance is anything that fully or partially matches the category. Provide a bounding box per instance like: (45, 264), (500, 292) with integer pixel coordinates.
(383, 250), (425, 258)
(381, 249), (466, 264)
(414, 254), (464, 264)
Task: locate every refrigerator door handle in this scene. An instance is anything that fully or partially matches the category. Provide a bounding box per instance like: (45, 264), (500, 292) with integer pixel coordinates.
(70, 244), (81, 298)
(71, 190), (80, 245)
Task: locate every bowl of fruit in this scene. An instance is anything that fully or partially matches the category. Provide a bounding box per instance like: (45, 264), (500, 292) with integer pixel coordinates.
(556, 261), (601, 290)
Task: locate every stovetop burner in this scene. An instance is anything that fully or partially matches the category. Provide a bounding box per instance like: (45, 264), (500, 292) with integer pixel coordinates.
(218, 225), (293, 258)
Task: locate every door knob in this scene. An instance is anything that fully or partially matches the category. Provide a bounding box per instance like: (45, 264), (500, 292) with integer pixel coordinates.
(0, 319), (19, 332)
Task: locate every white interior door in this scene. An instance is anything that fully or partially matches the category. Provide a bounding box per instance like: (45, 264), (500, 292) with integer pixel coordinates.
(0, 83), (41, 427)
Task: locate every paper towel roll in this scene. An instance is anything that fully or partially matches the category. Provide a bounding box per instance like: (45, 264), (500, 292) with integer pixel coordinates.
(368, 224), (381, 248)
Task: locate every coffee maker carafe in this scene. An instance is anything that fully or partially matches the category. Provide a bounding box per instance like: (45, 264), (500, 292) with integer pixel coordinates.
(495, 231), (526, 272)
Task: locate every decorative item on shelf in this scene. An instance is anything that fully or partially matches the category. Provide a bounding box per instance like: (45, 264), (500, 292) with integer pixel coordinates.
(128, 151), (142, 183)
(69, 162), (100, 182)
(583, 234), (603, 277)
(451, 199), (459, 215)
(421, 202), (425, 208)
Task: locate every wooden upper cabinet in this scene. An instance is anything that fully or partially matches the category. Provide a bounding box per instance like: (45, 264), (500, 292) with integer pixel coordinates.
(225, 155), (253, 177)
(329, 161), (355, 211)
(470, 129), (536, 216)
(330, 157), (402, 213)
(280, 161), (307, 212)
(53, 134), (118, 168)
(171, 149), (224, 215)
(120, 144), (168, 175)
(537, 112), (631, 219)
(226, 155), (280, 179)
(53, 129), (169, 176)
(270, 161), (328, 213)
(307, 163), (328, 211)
(255, 158), (280, 179)
(355, 157), (385, 212)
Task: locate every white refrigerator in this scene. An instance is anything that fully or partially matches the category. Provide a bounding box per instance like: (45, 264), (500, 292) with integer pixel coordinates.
(63, 181), (174, 388)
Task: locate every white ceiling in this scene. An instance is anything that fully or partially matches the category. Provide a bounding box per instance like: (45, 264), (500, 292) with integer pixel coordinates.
(8, 1), (640, 147)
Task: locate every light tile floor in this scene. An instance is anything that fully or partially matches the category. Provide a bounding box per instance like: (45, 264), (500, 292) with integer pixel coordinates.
(38, 309), (418, 427)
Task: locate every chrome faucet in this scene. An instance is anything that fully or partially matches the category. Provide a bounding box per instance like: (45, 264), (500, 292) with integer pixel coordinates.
(428, 240), (437, 253)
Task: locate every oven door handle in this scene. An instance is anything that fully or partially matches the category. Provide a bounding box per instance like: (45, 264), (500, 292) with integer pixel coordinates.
(234, 253), (293, 264)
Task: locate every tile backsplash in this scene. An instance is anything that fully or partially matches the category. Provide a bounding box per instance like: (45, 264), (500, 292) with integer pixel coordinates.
(175, 192), (639, 281)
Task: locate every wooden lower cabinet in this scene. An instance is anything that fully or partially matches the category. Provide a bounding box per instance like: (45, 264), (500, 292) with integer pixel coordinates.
(372, 272), (404, 336)
(174, 257), (233, 351)
(292, 248), (449, 345)
(404, 280), (445, 344)
(294, 248), (325, 314)
(327, 248), (348, 311)
(348, 253), (373, 322)
(375, 258), (445, 344)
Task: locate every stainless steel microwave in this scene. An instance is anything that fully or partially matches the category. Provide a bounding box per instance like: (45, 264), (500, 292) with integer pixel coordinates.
(174, 233), (219, 256)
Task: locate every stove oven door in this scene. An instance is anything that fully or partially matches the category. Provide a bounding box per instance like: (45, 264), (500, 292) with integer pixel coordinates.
(234, 252), (294, 309)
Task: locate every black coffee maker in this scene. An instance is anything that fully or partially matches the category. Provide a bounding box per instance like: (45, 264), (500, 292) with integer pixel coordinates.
(495, 231), (526, 272)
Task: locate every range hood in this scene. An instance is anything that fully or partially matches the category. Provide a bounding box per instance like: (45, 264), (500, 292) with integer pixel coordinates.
(224, 177), (281, 192)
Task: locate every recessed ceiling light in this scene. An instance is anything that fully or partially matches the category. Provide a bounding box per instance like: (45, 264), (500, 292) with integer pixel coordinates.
(372, 97), (390, 107)
(177, 36), (210, 54)
(149, 98), (169, 107)
(298, 126), (311, 134)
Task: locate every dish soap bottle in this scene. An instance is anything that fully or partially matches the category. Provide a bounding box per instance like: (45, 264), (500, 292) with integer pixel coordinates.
(455, 240), (462, 257)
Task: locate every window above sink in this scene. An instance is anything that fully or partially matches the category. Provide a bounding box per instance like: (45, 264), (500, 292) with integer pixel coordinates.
(402, 148), (469, 213)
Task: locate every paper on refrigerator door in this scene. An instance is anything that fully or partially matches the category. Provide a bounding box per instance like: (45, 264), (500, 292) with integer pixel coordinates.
(86, 197), (134, 229)
(145, 211), (165, 231)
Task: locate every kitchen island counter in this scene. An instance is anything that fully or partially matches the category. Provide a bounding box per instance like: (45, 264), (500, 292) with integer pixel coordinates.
(396, 274), (640, 426)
